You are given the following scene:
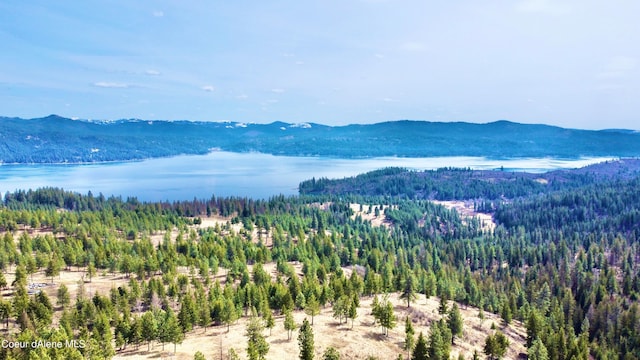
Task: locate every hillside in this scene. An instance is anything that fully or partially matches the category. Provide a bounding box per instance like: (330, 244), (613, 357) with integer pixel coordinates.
(299, 159), (640, 200)
(2, 162), (640, 359)
(2, 115), (640, 163)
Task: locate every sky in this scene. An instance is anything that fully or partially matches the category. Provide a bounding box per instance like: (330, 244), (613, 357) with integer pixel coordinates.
(1, 1), (639, 130)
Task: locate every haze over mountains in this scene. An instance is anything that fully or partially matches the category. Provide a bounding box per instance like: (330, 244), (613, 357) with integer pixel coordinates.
(1, 115), (639, 164)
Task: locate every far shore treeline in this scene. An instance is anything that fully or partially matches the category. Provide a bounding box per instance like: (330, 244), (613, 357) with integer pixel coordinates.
(2, 115), (640, 163)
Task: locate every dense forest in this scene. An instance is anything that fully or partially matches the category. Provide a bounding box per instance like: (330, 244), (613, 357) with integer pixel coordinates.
(3, 115), (640, 163)
(1, 161), (640, 359)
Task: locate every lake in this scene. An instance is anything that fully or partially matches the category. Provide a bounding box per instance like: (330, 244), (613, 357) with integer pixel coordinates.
(0, 152), (616, 202)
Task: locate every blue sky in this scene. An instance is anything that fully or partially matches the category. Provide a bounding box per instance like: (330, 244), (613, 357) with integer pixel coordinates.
(1, 1), (639, 129)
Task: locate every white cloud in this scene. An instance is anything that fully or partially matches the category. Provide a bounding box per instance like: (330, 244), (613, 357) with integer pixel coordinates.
(516, 0), (570, 15)
(236, 94), (248, 100)
(271, 88), (285, 93)
(374, 53), (385, 59)
(145, 69), (161, 76)
(295, 61), (304, 65)
(153, 10), (164, 17)
(201, 85), (215, 92)
(93, 82), (129, 88)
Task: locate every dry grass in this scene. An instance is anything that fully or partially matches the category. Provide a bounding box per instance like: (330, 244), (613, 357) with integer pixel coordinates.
(2, 265), (526, 360)
(113, 293), (525, 360)
(431, 200), (496, 232)
(349, 204), (393, 229)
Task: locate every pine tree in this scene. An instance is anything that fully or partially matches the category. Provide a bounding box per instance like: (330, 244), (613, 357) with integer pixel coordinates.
(438, 296), (448, 315)
(45, 254), (61, 283)
(159, 308), (183, 353)
(428, 320), (450, 360)
(263, 309), (275, 336)
(0, 272), (7, 291)
(57, 283), (71, 308)
(285, 308), (297, 340)
(0, 299), (11, 329)
(447, 303), (464, 345)
(197, 297), (211, 333)
(404, 316), (415, 353)
(379, 299), (397, 336)
(87, 262), (96, 283)
(484, 331), (509, 360)
(411, 332), (429, 360)
(400, 273), (417, 308)
(298, 318), (315, 360)
(129, 316), (143, 349)
(178, 293), (197, 333)
(246, 315), (269, 360)
(528, 338), (549, 360)
(141, 311), (158, 351)
(305, 294), (321, 325)
(332, 295), (349, 324)
(220, 297), (238, 332)
(92, 312), (115, 358)
(323, 347), (341, 360)
(348, 297), (358, 329)
(500, 302), (512, 325)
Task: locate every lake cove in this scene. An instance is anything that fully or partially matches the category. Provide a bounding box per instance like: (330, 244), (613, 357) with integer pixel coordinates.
(0, 151), (616, 202)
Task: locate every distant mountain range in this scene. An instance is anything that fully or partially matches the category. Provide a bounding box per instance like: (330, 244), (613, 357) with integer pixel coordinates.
(1, 115), (639, 164)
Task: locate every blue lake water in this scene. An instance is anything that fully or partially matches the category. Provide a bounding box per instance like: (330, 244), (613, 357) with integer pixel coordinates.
(0, 152), (616, 202)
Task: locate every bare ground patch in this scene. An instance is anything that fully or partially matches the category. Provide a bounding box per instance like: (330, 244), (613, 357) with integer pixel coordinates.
(113, 293), (526, 360)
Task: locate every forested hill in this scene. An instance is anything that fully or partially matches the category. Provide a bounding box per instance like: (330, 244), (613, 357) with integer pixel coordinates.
(2, 115), (640, 163)
(299, 159), (640, 201)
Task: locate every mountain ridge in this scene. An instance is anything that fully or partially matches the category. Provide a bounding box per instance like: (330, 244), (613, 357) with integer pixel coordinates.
(1, 115), (639, 164)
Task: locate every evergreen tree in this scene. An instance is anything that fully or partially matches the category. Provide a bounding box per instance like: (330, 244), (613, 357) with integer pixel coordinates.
(447, 303), (464, 345)
(348, 297), (358, 329)
(438, 296), (448, 315)
(484, 331), (509, 360)
(379, 299), (397, 336)
(197, 298), (211, 332)
(141, 311), (158, 351)
(528, 338), (549, 360)
(87, 262), (96, 283)
(471, 350), (480, 360)
(500, 302), (512, 325)
(92, 312), (115, 358)
(428, 320), (450, 360)
(285, 308), (297, 340)
(0, 299), (11, 329)
(304, 294), (321, 325)
(178, 293), (197, 333)
(45, 254), (61, 283)
(0, 272), (7, 291)
(159, 308), (183, 353)
(263, 309), (275, 336)
(332, 295), (350, 324)
(400, 273), (417, 308)
(298, 318), (315, 360)
(220, 297), (238, 332)
(411, 332), (429, 360)
(323, 347), (341, 360)
(57, 283), (71, 308)
(404, 316), (415, 353)
(129, 316), (143, 349)
(246, 315), (269, 360)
